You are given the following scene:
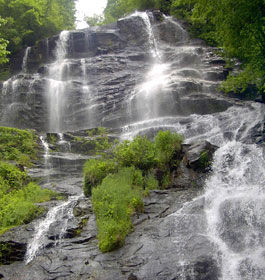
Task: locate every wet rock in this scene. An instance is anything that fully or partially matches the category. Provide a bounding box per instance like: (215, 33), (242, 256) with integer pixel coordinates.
(183, 140), (218, 172)
(0, 241), (27, 265)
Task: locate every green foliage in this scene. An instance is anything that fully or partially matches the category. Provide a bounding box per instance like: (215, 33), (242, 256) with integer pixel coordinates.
(154, 130), (183, 168)
(92, 167), (144, 252)
(83, 158), (118, 196)
(0, 162), (28, 191)
(114, 136), (156, 171)
(0, 126), (58, 235)
(0, 17), (9, 64)
(0, 162), (57, 234)
(85, 14), (104, 26)
(0, 126), (37, 167)
(0, 0), (76, 55)
(170, 0), (265, 95)
(84, 130), (184, 252)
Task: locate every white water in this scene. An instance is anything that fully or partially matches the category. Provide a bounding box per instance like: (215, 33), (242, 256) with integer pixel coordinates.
(25, 195), (81, 264)
(58, 133), (71, 151)
(131, 12), (160, 59)
(39, 135), (51, 183)
(22, 47), (31, 73)
(46, 31), (70, 132)
(205, 142), (265, 280)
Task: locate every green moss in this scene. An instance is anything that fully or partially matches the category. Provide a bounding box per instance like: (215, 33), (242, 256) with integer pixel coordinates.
(199, 150), (211, 169)
(92, 167), (144, 252)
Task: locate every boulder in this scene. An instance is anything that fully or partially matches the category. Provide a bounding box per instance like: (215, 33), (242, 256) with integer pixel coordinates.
(183, 140), (218, 172)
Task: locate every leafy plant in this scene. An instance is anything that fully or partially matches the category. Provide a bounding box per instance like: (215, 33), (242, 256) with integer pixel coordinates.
(0, 126), (37, 167)
(92, 167), (144, 252)
(0, 163), (57, 235)
(114, 136), (156, 172)
(83, 158), (118, 196)
(154, 130), (183, 169)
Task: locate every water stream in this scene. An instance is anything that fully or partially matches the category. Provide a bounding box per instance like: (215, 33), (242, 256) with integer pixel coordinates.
(22, 46), (31, 73)
(25, 195), (81, 264)
(46, 31), (70, 132)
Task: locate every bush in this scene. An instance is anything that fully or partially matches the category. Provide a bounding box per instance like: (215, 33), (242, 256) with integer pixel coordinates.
(114, 136), (156, 172)
(0, 163), (57, 235)
(84, 130), (185, 252)
(154, 130), (183, 169)
(92, 167), (144, 252)
(0, 162), (28, 191)
(83, 158), (118, 196)
(0, 127), (37, 166)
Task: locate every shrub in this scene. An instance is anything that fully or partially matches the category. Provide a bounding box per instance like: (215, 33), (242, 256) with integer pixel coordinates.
(114, 136), (156, 172)
(0, 126), (37, 166)
(83, 158), (118, 196)
(92, 167), (144, 252)
(154, 130), (183, 168)
(0, 163), (57, 234)
(0, 162), (28, 191)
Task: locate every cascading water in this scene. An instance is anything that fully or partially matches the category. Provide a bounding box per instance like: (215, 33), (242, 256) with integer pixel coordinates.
(22, 47), (31, 73)
(205, 142), (265, 280)
(25, 195), (81, 264)
(46, 31), (70, 132)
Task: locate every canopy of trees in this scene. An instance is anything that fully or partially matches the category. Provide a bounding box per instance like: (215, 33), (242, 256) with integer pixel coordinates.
(103, 0), (265, 95)
(0, 17), (9, 64)
(0, 0), (76, 59)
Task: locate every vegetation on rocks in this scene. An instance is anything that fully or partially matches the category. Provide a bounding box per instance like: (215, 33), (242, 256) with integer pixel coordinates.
(0, 126), (58, 235)
(92, 167), (144, 252)
(84, 130), (184, 252)
(0, 126), (37, 167)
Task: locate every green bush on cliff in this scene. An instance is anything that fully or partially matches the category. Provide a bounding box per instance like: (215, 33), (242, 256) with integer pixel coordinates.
(92, 167), (144, 252)
(0, 163), (57, 235)
(86, 130), (183, 252)
(0, 126), (37, 167)
(0, 126), (58, 235)
(154, 130), (183, 168)
(114, 136), (156, 172)
(83, 158), (118, 196)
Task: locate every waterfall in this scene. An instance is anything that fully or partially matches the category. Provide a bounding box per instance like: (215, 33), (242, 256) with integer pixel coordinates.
(80, 58), (94, 127)
(136, 12), (160, 58)
(204, 142), (265, 280)
(22, 47), (31, 73)
(58, 133), (71, 151)
(25, 195), (81, 264)
(46, 31), (70, 132)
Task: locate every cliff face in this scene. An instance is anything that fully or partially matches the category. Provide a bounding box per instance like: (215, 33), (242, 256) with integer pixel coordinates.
(1, 11), (231, 132)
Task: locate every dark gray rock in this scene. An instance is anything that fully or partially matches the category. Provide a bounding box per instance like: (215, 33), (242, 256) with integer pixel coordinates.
(183, 140), (218, 172)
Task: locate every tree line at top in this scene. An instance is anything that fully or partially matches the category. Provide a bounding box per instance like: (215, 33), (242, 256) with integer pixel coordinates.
(0, 0), (264, 96)
(0, 0), (75, 64)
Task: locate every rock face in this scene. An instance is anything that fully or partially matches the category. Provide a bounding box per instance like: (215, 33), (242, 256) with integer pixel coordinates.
(0, 12), (232, 132)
